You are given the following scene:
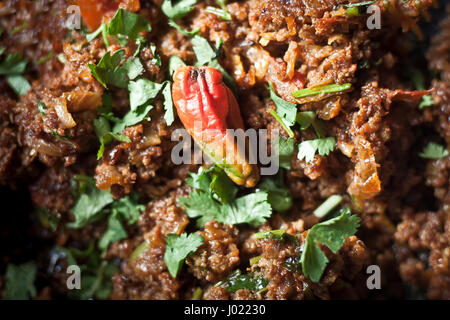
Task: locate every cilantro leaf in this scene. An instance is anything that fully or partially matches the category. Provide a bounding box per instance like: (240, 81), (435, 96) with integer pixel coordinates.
(164, 233), (204, 278)
(419, 142), (448, 160)
(205, 6), (231, 21)
(301, 209), (360, 282)
(296, 111), (325, 137)
(0, 53), (31, 95)
(258, 174), (292, 212)
(419, 94), (434, 109)
(0, 53), (27, 74)
(112, 104), (153, 133)
(6, 74), (31, 96)
(162, 81), (175, 126)
(88, 50), (128, 88)
(297, 137), (336, 162)
(67, 176), (114, 228)
(268, 82), (297, 126)
(110, 192), (145, 225)
(162, 0), (198, 20)
(275, 136), (294, 170)
(179, 190), (272, 227)
(192, 35), (217, 66)
(4, 262), (37, 300)
(187, 166), (238, 204)
(128, 78), (163, 110)
(168, 20), (200, 37)
(107, 9), (149, 41)
(97, 132), (131, 160)
(54, 246), (118, 300)
(168, 55), (186, 76)
(37, 101), (47, 115)
(216, 270), (268, 293)
(98, 213), (128, 251)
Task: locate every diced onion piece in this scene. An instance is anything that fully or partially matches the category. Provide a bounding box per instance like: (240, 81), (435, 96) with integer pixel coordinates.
(54, 97), (76, 129)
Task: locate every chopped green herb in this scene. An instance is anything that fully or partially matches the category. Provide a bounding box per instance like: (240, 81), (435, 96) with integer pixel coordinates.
(192, 287), (203, 300)
(269, 109), (295, 138)
(0, 52), (31, 95)
(128, 78), (163, 110)
(35, 206), (61, 231)
(292, 83), (351, 99)
(275, 136), (295, 170)
(313, 195), (343, 219)
(67, 176), (114, 228)
(419, 95), (434, 109)
(10, 22), (28, 35)
(180, 189), (272, 227)
(296, 111), (325, 138)
(169, 55), (186, 76)
(98, 213), (127, 251)
(36, 52), (55, 65)
(297, 137), (336, 163)
(192, 35), (218, 66)
(258, 174), (293, 212)
(249, 256), (261, 266)
(107, 9), (150, 41)
(51, 129), (71, 140)
(162, 0), (198, 20)
(167, 20), (200, 37)
(54, 246), (118, 300)
(86, 23), (109, 45)
(216, 270), (269, 293)
(301, 208), (360, 282)
(37, 101), (47, 115)
(205, 6), (232, 21)
(97, 132), (131, 160)
(164, 233), (204, 278)
(6, 74), (30, 96)
(180, 167), (271, 226)
(162, 81), (175, 126)
(187, 166), (238, 204)
(419, 142), (448, 160)
(268, 82), (297, 127)
(88, 49), (127, 88)
(254, 229), (286, 240)
(4, 262), (37, 300)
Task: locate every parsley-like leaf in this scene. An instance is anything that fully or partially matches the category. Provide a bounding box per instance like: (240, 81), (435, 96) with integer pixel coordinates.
(128, 78), (164, 110)
(164, 233), (204, 278)
(275, 136), (295, 170)
(268, 82), (297, 126)
(67, 176), (114, 228)
(162, 0), (198, 20)
(0, 53), (31, 95)
(6, 74), (30, 96)
(107, 9), (150, 41)
(192, 35), (217, 66)
(297, 137), (336, 162)
(179, 190), (272, 227)
(168, 55), (186, 76)
(419, 142), (448, 159)
(162, 81), (175, 126)
(98, 213), (128, 251)
(301, 209), (360, 282)
(258, 174), (293, 212)
(97, 132), (131, 160)
(88, 50), (127, 88)
(4, 262), (37, 300)
(216, 270), (268, 293)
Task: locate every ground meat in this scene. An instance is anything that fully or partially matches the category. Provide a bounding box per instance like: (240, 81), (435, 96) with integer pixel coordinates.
(186, 221), (240, 282)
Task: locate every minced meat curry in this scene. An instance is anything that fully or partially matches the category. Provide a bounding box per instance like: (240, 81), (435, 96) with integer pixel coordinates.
(0, 0), (449, 300)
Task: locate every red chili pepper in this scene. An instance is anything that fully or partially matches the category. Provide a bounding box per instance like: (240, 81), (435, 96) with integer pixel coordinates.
(172, 66), (259, 187)
(76, 0), (140, 31)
